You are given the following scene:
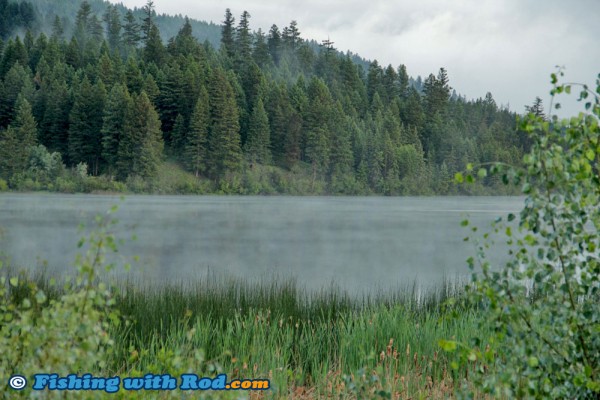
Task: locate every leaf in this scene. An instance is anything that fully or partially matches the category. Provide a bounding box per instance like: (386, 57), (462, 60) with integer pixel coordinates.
(9, 277), (18, 287)
(508, 213), (516, 222)
(438, 339), (457, 352)
(461, 219), (469, 227)
(466, 163), (474, 172)
(454, 172), (464, 184)
(477, 168), (487, 178)
(528, 357), (539, 368)
(585, 149), (595, 161)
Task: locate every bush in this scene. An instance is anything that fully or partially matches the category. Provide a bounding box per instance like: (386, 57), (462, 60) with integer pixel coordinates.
(447, 72), (600, 398)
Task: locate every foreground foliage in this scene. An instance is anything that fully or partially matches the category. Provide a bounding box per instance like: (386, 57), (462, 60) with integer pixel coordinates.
(448, 73), (600, 398)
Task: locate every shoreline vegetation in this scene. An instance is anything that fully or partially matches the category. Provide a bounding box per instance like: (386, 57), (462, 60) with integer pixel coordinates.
(3, 262), (480, 399)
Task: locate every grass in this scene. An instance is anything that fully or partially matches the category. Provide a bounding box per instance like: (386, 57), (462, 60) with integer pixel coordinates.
(7, 267), (484, 399)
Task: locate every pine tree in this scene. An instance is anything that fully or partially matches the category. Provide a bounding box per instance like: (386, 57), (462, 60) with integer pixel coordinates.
(282, 20), (301, 50)
(102, 84), (132, 176)
(103, 5), (122, 52)
(221, 9), (235, 60)
(171, 113), (186, 153)
(0, 127), (19, 179)
(236, 11), (252, 66)
(525, 96), (545, 119)
(118, 91), (163, 178)
(68, 77), (106, 174)
(12, 94), (37, 149)
(122, 10), (141, 48)
(184, 87), (209, 177)
(134, 92), (163, 177)
(207, 68), (242, 178)
(51, 16), (64, 41)
(141, 1), (156, 43)
(41, 78), (70, 156)
(0, 95), (38, 178)
(244, 98), (271, 165)
(267, 25), (281, 65)
(144, 24), (165, 65)
(253, 29), (270, 68)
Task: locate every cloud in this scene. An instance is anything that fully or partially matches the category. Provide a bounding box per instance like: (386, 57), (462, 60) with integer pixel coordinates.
(117, 0), (600, 114)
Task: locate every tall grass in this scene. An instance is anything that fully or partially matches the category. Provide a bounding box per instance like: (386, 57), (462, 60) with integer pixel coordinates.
(4, 268), (482, 398)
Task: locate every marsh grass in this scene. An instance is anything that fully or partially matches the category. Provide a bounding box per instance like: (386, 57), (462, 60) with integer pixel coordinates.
(3, 266), (482, 399)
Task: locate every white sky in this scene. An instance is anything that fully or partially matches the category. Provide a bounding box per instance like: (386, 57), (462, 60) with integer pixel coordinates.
(114, 0), (599, 115)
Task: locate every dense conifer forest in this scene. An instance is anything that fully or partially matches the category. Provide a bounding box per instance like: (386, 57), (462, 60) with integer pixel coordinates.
(0, 0), (530, 195)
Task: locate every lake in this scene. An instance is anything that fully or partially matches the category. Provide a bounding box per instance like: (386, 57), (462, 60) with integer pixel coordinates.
(0, 194), (523, 292)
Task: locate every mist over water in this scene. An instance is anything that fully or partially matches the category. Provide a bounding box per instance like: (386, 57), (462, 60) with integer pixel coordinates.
(0, 194), (523, 293)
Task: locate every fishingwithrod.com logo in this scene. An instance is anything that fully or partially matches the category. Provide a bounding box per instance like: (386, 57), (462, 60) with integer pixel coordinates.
(7, 373), (270, 393)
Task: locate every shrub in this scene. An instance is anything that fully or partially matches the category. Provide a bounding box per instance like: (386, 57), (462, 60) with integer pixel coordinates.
(447, 72), (600, 398)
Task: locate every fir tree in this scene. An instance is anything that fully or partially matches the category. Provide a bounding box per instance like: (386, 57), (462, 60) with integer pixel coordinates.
(103, 5), (122, 52)
(207, 68), (242, 177)
(221, 9), (235, 60)
(102, 83), (132, 176)
(184, 87), (209, 177)
(244, 98), (271, 165)
(122, 10), (141, 48)
(68, 77), (106, 175)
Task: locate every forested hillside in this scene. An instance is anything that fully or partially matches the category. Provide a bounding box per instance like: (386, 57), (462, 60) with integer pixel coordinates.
(0, 0), (528, 195)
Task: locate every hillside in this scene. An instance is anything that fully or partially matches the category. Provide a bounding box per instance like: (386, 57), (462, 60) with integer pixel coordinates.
(0, 0), (527, 195)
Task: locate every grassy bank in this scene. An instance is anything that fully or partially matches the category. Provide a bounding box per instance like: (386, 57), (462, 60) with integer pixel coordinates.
(5, 267), (484, 399)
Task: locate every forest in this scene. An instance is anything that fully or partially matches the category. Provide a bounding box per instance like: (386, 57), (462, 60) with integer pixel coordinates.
(0, 0), (532, 195)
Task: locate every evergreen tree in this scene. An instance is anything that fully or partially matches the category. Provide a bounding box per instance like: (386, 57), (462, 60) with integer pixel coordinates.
(141, 0), (156, 43)
(184, 87), (209, 177)
(102, 83), (132, 176)
(143, 24), (165, 65)
(12, 94), (37, 149)
(267, 24), (281, 65)
(282, 20), (301, 50)
(118, 91), (163, 178)
(235, 11), (252, 66)
(51, 16), (64, 41)
(253, 29), (270, 68)
(0, 126), (20, 179)
(525, 96), (545, 119)
(244, 98), (271, 165)
(220, 9), (235, 60)
(68, 77), (106, 174)
(103, 5), (122, 52)
(171, 113), (186, 153)
(122, 10), (141, 48)
(207, 68), (242, 177)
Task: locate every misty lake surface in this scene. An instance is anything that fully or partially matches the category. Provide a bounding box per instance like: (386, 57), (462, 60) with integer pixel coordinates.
(0, 194), (523, 292)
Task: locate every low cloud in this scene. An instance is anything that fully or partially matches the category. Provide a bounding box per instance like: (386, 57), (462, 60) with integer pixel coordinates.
(118, 0), (599, 114)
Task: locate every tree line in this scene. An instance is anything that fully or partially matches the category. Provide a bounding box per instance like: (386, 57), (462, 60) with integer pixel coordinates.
(0, 0), (529, 195)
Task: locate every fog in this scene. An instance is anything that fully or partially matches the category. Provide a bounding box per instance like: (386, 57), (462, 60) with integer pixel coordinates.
(0, 194), (523, 292)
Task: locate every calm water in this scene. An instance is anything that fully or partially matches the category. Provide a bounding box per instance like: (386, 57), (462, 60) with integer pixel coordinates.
(0, 194), (523, 292)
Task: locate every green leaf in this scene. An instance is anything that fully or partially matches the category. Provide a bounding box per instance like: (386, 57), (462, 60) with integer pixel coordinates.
(438, 339), (457, 352)
(466, 163), (474, 172)
(461, 219), (469, 227)
(477, 168), (487, 178)
(528, 357), (539, 368)
(454, 172), (464, 183)
(508, 213), (516, 222)
(9, 277), (18, 287)
(585, 149), (595, 161)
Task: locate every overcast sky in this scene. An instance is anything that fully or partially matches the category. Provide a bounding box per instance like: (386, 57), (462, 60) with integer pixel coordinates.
(114, 0), (599, 115)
